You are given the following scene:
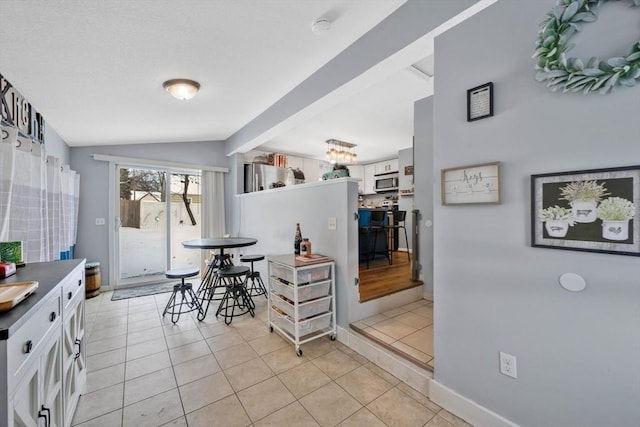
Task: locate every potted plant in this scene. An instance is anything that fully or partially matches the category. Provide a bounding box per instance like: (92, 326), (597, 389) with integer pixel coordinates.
(539, 205), (575, 238)
(560, 180), (609, 223)
(596, 197), (635, 241)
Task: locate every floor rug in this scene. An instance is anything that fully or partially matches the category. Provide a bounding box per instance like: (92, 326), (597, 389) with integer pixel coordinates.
(111, 282), (176, 301)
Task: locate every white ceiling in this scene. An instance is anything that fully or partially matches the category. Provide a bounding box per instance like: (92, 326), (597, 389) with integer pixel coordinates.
(0, 0), (406, 147)
(0, 1), (491, 164)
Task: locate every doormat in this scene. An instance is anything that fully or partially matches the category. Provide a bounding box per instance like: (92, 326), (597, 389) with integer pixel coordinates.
(111, 282), (176, 301)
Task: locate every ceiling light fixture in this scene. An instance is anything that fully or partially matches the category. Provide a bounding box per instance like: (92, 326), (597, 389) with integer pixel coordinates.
(162, 79), (200, 100)
(326, 139), (357, 165)
(311, 18), (332, 35)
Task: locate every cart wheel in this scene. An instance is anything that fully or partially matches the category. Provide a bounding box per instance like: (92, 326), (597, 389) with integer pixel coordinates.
(296, 348), (303, 357)
(269, 325), (274, 333)
(330, 334), (336, 341)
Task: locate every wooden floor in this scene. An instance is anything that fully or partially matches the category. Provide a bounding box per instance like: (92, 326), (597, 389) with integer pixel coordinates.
(359, 251), (422, 302)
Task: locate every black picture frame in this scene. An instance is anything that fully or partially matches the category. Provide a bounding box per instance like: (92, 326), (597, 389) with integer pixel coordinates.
(467, 82), (493, 122)
(531, 165), (640, 256)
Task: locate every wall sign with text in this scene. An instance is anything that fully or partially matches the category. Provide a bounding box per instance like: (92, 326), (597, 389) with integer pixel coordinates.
(467, 82), (494, 122)
(0, 73), (45, 143)
(441, 161), (502, 205)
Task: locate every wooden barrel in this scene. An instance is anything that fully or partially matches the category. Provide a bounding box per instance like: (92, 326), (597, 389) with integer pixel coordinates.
(85, 262), (101, 298)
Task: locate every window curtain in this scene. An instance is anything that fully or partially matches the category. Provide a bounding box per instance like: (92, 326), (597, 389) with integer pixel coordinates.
(0, 124), (80, 263)
(200, 170), (225, 268)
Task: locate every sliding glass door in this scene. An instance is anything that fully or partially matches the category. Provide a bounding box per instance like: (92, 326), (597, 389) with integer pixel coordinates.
(116, 166), (201, 287)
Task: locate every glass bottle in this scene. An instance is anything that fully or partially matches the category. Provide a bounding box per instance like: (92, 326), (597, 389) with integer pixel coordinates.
(294, 223), (302, 254)
(300, 238), (312, 257)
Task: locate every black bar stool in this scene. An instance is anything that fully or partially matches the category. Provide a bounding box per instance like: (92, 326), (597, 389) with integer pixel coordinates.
(162, 267), (203, 324)
(386, 210), (410, 262)
(197, 253), (234, 303)
(369, 210), (390, 265)
(240, 254), (267, 298)
(214, 266), (254, 325)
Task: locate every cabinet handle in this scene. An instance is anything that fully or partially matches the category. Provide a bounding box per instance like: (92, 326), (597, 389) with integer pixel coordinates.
(74, 338), (82, 360)
(49, 311), (56, 322)
(38, 405), (51, 427)
(78, 279), (82, 286)
(24, 340), (33, 353)
(68, 291), (73, 300)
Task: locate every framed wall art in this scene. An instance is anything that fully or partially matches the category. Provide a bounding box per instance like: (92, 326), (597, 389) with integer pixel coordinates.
(441, 161), (501, 205)
(531, 165), (640, 256)
(467, 82), (494, 122)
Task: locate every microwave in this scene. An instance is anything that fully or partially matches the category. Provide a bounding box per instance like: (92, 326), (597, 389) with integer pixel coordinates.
(375, 173), (399, 192)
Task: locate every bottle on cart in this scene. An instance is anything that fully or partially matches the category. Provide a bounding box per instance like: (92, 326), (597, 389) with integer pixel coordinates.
(294, 223), (302, 254)
(300, 238), (312, 257)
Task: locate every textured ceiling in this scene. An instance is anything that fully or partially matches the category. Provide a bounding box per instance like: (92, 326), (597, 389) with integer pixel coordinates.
(0, 0), (406, 147)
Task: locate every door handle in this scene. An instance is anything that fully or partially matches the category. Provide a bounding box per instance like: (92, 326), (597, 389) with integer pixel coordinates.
(38, 405), (51, 427)
(74, 338), (82, 360)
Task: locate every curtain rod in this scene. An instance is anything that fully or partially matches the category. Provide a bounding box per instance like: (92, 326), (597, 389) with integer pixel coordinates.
(91, 154), (228, 173)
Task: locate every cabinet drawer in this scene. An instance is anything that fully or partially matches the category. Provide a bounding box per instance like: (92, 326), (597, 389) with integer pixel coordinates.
(271, 310), (331, 337)
(7, 292), (61, 395)
(62, 268), (84, 313)
(269, 278), (331, 303)
(270, 263), (331, 285)
(270, 293), (331, 319)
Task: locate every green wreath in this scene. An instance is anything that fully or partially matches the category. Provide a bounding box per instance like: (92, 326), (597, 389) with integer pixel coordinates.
(534, 0), (640, 94)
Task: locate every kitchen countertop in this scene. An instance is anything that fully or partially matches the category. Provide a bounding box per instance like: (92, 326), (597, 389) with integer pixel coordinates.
(0, 259), (84, 340)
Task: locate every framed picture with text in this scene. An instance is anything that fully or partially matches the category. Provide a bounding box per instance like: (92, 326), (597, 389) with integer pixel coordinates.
(441, 161), (501, 205)
(531, 165), (640, 256)
(467, 82), (493, 122)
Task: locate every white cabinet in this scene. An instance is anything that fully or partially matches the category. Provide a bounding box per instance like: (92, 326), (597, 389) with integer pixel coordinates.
(363, 164), (377, 194)
(287, 155), (304, 171)
(349, 165), (364, 193)
(374, 159), (399, 175)
(267, 255), (336, 356)
(9, 309), (63, 427)
(2, 260), (85, 427)
(62, 288), (85, 422)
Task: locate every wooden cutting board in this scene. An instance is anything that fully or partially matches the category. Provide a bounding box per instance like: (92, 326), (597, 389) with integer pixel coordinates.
(0, 281), (39, 312)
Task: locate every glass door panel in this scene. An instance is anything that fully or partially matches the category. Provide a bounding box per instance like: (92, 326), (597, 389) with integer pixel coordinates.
(118, 167), (167, 286)
(169, 172), (201, 269)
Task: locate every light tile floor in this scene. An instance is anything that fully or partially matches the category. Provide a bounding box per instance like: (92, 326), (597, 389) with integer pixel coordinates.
(351, 299), (434, 369)
(76, 291), (467, 427)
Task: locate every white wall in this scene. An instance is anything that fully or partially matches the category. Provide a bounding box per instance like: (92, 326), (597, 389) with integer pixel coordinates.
(70, 140), (227, 286)
(414, 97), (434, 294)
(432, 1), (640, 426)
(236, 178), (359, 327)
(43, 123), (70, 164)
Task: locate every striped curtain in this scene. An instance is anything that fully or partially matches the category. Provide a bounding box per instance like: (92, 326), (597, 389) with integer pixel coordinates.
(0, 124), (80, 263)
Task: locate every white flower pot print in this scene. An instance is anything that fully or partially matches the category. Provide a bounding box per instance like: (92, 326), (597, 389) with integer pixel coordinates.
(602, 220), (629, 241)
(545, 220), (569, 238)
(571, 200), (597, 223)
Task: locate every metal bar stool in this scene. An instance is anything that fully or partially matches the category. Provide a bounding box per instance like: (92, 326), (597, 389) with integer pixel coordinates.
(196, 253), (234, 304)
(214, 266), (254, 325)
(386, 210), (410, 262)
(240, 254), (267, 298)
(162, 267), (203, 324)
(369, 210), (391, 265)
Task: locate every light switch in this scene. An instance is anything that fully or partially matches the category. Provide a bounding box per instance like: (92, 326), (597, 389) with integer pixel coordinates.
(328, 217), (337, 230)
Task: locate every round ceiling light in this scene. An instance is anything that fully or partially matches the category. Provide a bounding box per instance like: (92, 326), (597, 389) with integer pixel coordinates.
(311, 19), (331, 35)
(162, 79), (200, 100)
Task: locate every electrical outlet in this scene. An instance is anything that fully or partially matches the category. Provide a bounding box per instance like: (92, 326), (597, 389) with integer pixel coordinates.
(95, 218), (106, 226)
(499, 351), (517, 379)
(328, 217), (337, 230)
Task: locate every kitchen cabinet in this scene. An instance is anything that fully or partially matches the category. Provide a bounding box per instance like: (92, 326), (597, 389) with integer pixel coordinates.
(349, 165), (364, 193)
(287, 155), (304, 171)
(267, 254), (336, 356)
(363, 164), (377, 194)
(2, 259), (86, 427)
(374, 159), (398, 175)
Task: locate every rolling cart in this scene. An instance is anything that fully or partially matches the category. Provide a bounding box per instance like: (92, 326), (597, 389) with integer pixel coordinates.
(267, 254), (336, 356)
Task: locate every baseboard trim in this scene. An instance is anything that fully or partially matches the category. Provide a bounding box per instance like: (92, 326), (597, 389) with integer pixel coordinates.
(430, 380), (519, 427)
(423, 291), (433, 302)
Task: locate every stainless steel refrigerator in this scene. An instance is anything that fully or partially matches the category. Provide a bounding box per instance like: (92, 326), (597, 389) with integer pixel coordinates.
(244, 163), (288, 193)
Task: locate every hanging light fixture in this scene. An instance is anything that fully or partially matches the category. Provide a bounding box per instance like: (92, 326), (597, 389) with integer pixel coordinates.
(162, 79), (200, 100)
(325, 139), (357, 164)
